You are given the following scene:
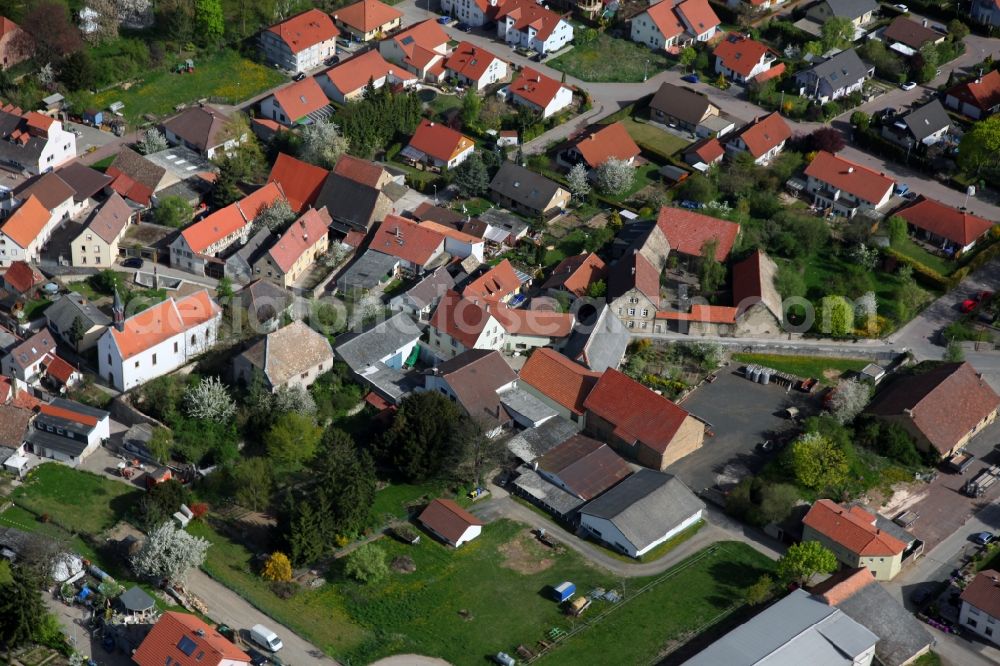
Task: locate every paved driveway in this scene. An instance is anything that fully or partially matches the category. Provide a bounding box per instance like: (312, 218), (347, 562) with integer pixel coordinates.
(667, 369), (818, 493)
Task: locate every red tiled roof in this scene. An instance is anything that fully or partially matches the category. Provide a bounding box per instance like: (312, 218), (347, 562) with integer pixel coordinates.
(389, 19), (448, 64)
(41, 355), (79, 386)
(713, 33), (771, 78)
(334, 0), (402, 32)
(271, 76), (330, 124)
(11, 390), (41, 410)
(731, 249), (780, 317)
(803, 499), (906, 557)
(333, 153), (386, 188)
(343, 230), (366, 248)
(464, 259), (521, 302)
(867, 362), (1000, 455)
(3, 261), (43, 293)
(583, 368), (692, 454)
(656, 207), (740, 260)
(674, 0), (720, 36)
(655, 303), (737, 324)
(961, 570), (1000, 619)
(110, 291), (220, 360)
(267, 153), (329, 213)
(24, 111), (53, 133)
(509, 67), (567, 110)
(493, 0), (567, 41)
(418, 498), (483, 544)
(895, 196), (994, 247)
(0, 16), (22, 39)
(371, 214), (444, 266)
(687, 137), (724, 164)
(445, 41), (504, 83)
(541, 252), (606, 297)
(519, 347), (600, 415)
(754, 62), (785, 83)
(108, 172), (154, 207)
(946, 70), (1000, 113)
(267, 208), (331, 273)
(609, 251), (660, 306)
(1, 195), (50, 249)
(492, 305), (574, 338)
(322, 50), (415, 97)
(804, 150), (894, 205)
(408, 119), (474, 163)
(644, 0), (686, 40)
(266, 9), (339, 54)
(133, 612), (250, 666)
(731, 112), (791, 158)
(429, 290), (493, 349)
(181, 182), (285, 253)
(811, 567), (877, 605)
(536, 434), (631, 500)
(574, 122), (641, 169)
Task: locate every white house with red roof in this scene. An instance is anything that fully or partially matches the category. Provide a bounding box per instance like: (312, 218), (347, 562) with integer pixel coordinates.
(440, 0), (492, 26)
(169, 182), (286, 276)
(944, 69), (1000, 119)
(0, 105), (76, 175)
(133, 611), (250, 666)
(803, 499), (907, 580)
(562, 122), (641, 172)
(25, 398), (108, 465)
(333, 0), (402, 41)
(894, 196), (994, 253)
(724, 112), (791, 165)
(401, 119), (475, 170)
(804, 150), (894, 217)
(494, 0), (574, 55)
(370, 214), (446, 276)
(260, 8), (339, 73)
(418, 498), (484, 547)
(98, 290), (222, 391)
(713, 33), (776, 83)
(444, 41), (508, 91)
(318, 49), (417, 104)
(259, 76), (333, 127)
(506, 67), (573, 118)
(379, 19), (450, 80)
(630, 0), (720, 51)
(254, 207), (331, 288)
(0, 194), (57, 266)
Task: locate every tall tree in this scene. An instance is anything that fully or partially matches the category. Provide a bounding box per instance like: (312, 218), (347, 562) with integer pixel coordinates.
(777, 541), (838, 586)
(452, 153), (489, 197)
(193, 0), (224, 45)
(593, 158), (635, 195)
(0, 565), (49, 649)
(297, 122), (349, 169)
(377, 391), (473, 482)
(16, 0), (82, 62)
(821, 17), (854, 50)
(958, 115), (1000, 181)
(68, 316), (87, 352)
(131, 522), (210, 583)
(265, 412), (322, 471)
(785, 432), (848, 491)
(698, 239), (725, 295)
(154, 195), (194, 228)
(461, 88), (481, 128)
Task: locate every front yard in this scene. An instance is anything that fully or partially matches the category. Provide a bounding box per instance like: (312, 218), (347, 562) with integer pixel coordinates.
(68, 49), (286, 124)
(548, 32), (674, 83)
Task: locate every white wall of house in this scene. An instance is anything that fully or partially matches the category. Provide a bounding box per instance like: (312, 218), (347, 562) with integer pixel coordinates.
(260, 30), (337, 73)
(715, 54), (772, 83)
(960, 601), (1000, 645)
(441, 0), (488, 25)
(453, 58), (508, 91)
(428, 314), (505, 359)
(0, 212), (60, 267)
(499, 17), (573, 54)
(726, 136), (786, 165)
(580, 509), (702, 558)
(442, 236), (484, 262)
(98, 316), (220, 391)
(805, 174), (893, 217)
(510, 85), (573, 119)
(630, 14), (674, 50)
(37, 122), (76, 174)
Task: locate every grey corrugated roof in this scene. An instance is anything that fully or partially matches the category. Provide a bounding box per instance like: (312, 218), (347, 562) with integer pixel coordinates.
(824, 0), (878, 20)
(513, 465), (586, 516)
(799, 49), (870, 91)
(26, 428), (90, 458)
(579, 470), (705, 551)
(489, 162), (565, 213)
(337, 250), (400, 291)
(902, 100), (950, 142)
(499, 387), (557, 426)
(684, 589), (879, 666)
(390, 266), (455, 310)
(335, 312), (421, 372)
(119, 586), (155, 612)
(505, 416), (579, 463)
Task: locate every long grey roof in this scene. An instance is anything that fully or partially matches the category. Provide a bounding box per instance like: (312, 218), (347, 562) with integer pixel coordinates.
(26, 428), (90, 458)
(579, 470), (705, 551)
(489, 162), (565, 212)
(823, 0), (878, 20)
(902, 100), (951, 142)
(390, 266), (455, 310)
(798, 49), (870, 90)
(512, 464), (586, 516)
(335, 311), (421, 372)
(562, 305), (629, 372)
(684, 589), (879, 666)
(650, 83), (714, 125)
(337, 250), (400, 291)
(46, 291), (112, 329)
(316, 174), (385, 233)
(505, 416), (580, 463)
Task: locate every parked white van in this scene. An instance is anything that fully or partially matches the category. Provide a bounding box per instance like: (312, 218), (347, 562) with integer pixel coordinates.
(250, 624), (283, 652)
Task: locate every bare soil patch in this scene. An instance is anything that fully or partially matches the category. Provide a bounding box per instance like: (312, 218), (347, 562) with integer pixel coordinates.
(497, 530), (555, 575)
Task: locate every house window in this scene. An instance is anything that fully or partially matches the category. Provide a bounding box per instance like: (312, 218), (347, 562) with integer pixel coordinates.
(107, 354), (112, 365)
(641, 309), (648, 317)
(627, 321), (634, 328)
(971, 607), (982, 616)
(191, 335), (196, 345)
(134, 361), (139, 368)
(988, 627), (994, 637)
(628, 308), (635, 316)
(152, 353), (157, 365)
(968, 618), (979, 628)
(174, 342), (178, 353)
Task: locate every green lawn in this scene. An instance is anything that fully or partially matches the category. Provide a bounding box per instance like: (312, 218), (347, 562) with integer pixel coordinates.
(892, 237), (957, 276)
(618, 116), (691, 157)
(22, 298), (52, 320)
(731, 353), (869, 383)
(192, 516), (773, 664)
(67, 280), (101, 300)
(607, 162), (662, 202)
(370, 482), (447, 522)
(428, 93), (462, 120)
(11, 463), (141, 535)
(549, 33), (674, 82)
(68, 49), (286, 123)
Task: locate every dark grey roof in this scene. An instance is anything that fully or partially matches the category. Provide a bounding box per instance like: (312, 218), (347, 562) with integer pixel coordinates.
(229, 228), (276, 278)
(611, 219), (656, 259)
(26, 428), (90, 458)
(119, 586), (155, 612)
(0, 112), (47, 164)
(335, 311), (421, 372)
(14, 172), (75, 210)
(512, 464), (586, 516)
(240, 279), (293, 322)
(8, 329), (55, 370)
(685, 589), (879, 666)
(505, 416), (581, 463)
(579, 470), (705, 551)
(477, 208), (530, 237)
(56, 163), (113, 202)
(315, 174), (385, 233)
(46, 291), (112, 329)
(109, 148), (167, 191)
(902, 100), (951, 142)
(823, 0), (878, 19)
(649, 83), (714, 126)
(798, 49), (870, 91)
(562, 305), (629, 372)
(337, 250), (400, 291)
(498, 387), (558, 425)
(390, 266), (455, 310)
(83, 193), (133, 244)
(489, 162), (565, 213)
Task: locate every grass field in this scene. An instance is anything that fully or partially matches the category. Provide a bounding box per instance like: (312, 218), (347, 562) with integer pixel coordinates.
(731, 353), (869, 382)
(192, 516), (773, 664)
(370, 482), (446, 522)
(619, 116), (691, 157)
(892, 237), (956, 276)
(549, 33), (674, 82)
(69, 50), (286, 123)
(11, 463), (141, 535)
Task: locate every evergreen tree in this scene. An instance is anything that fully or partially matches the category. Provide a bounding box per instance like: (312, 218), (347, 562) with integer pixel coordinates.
(452, 154), (489, 197)
(0, 565), (48, 649)
(68, 316), (87, 352)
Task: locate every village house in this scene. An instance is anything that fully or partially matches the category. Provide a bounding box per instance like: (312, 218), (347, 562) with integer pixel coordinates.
(266, 152), (329, 213)
(1, 328), (56, 386)
(608, 251), (660, 332)
(162, 104), (245, 159)
(494, 0), (574, 55)
(1, 260), (42, 296)
(260, 76), (334, 127)
(795, 48), (873, 104)
(98, 290), (222, 391)
(894, 196), (994, 254)
(684, 137), (725, 172)
(960, 569), (1000, 645)
(45, 292), (111, 352)
(583, 368), (705, 469)
(518, 347), (600, 425)
(724, 112), (791, 165)
(463, 259), (528, 305)
(542, 252), (607, 300)
(561, 122), (641, 173)
(389, 266), (455, 321)
(379, 19), (450, 80)
(648, 82), (732, 137)
(260, 8), (339, 73)
(880, 100), (951, 149)
(105, 147), (167, 208)
(318, 49), (417, 104)
(867, 361), (1000, 458)
(418, 498), (483, 547)
(315, 154), (397, 234)
(444, 41), (508, 91)
(423, 349), (526, 436)
(333, 0), (402, 41)
(713, 34), (776, 83)
(731, 249), (783, 336)
(489, 162), (569, 219)
(401, 119), (475, 170)
(803, 150), (895, 217)
(530, 432), (631, 500)
(630, 0), (720, 50)
(418, 221), (484, 262)
(505, 66), (574, 119)
(368, 214), (446, 276)
(238, 279), (294, 332)
(944, 69), (1000, 119)
(234, 320), (334, 393)
(579, 469), (705, 557)
(562, 304), (630, 373)
(169, 182), (286, 276)
(970, 0), (1000, 28)
(70, 193), (134, 268)
(253, 207), (331, 288)
(335, 311), (421, 402)
(803, 0), (878, 33)
(802, 499), (908, 580)
(0, 17), (28, 69)
(0, 195), (58, 267)
(11, 170), (84, 222)
(882, 16), (945, 53)
(133, 612), (251, 666)
(25, 399), (109, 466)
(657, 205), (741, 263)
(0, 106), (76, 175)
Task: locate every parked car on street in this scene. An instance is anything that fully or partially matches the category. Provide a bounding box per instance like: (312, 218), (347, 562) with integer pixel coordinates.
(901, 81), (917, 91)
(456, 21), (472, 32)
(122, 257), (144, 269)
(972, 531), (995, 546)
(681, 74), (699, 83)
(437, 16), (451, 24)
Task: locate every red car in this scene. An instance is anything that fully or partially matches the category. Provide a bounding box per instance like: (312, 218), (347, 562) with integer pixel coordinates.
(961, 298), (978, 313)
